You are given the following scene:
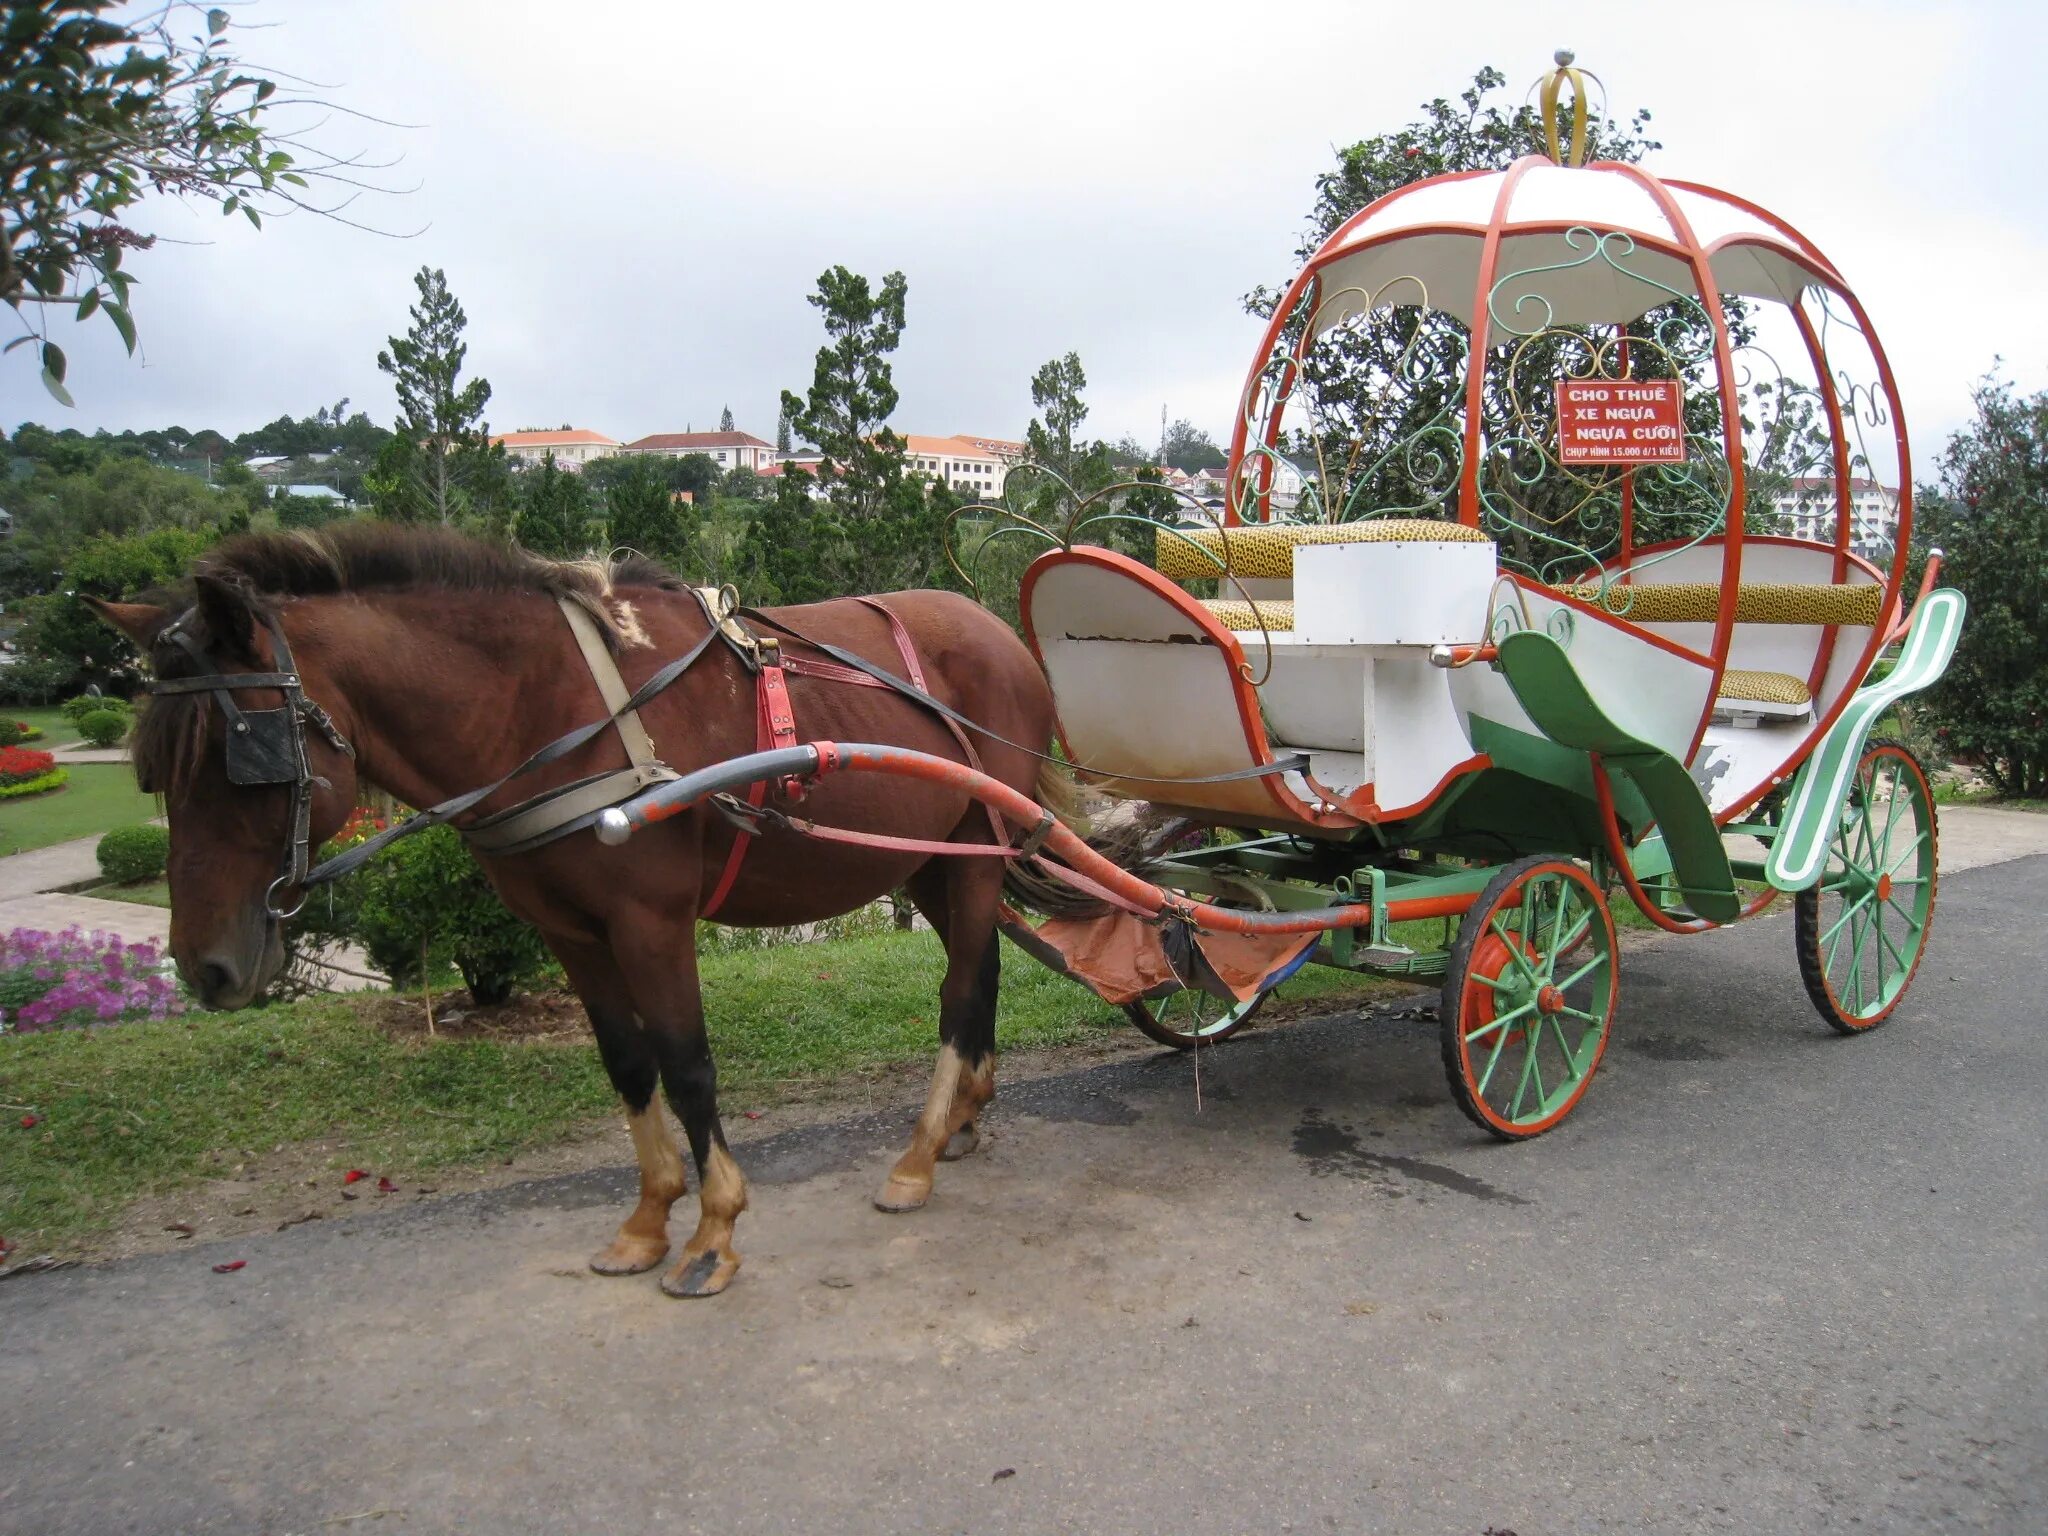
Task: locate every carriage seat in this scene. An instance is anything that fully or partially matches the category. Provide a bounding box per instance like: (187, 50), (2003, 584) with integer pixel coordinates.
(1553, 581), (1884, 627)
(1155, 518), (1489, 581)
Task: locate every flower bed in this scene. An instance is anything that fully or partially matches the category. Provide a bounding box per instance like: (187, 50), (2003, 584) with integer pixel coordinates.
(0, 927), (188, 1034)
(0, 745), (66, 798)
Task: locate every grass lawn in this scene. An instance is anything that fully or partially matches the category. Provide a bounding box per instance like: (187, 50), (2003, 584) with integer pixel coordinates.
(5, 706), (75, 746)
(0, 926), (1397, 1254)
(1, 763), (159, 857)
(85, 879), (172, 909)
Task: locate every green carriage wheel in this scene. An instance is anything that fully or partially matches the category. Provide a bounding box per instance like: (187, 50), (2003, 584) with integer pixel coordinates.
(1793, 738), (1937, 1034)
(1440, 856), (1619, 1140)
(1123, 989), (1266, 1051)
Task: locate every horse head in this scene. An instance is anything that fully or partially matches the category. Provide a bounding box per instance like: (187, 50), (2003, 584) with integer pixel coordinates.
(87, 574), (360, 1010)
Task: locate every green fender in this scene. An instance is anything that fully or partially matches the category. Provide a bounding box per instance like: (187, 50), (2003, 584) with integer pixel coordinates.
(1764, 588), (1967, 893)
(1493, 630), (1740, 923)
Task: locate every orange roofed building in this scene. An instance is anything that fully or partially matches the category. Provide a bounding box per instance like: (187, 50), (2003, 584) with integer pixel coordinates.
(899, 435), (1020, 498)
(490, 429), (620, 471)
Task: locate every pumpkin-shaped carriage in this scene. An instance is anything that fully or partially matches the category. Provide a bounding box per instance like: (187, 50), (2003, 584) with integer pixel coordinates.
(607, 60), (1965, 1142)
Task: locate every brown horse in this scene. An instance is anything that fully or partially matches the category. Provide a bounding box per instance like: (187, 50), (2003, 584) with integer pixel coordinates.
(88, 523), (1070, 1298)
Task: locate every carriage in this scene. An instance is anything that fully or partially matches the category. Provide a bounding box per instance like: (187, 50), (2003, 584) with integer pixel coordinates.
(596, 58), (1964, 1143)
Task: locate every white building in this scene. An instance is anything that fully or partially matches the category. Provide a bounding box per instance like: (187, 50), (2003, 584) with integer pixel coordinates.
(901, 435), (1017, 498)
(622, 431), (776, 471)
(492, 429), (621, 471)
(1769, 477), (1898, 560)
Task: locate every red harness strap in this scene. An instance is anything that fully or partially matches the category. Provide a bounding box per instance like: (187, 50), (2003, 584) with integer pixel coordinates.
(700, 646), (800, 919)
(698, 602), (1005, 921)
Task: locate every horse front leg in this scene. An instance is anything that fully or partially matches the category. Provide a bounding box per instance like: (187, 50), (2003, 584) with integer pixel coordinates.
(876, 860), (1002, 1212)
(554, 938), (687, 1276)
(612, 914), (749, 1298)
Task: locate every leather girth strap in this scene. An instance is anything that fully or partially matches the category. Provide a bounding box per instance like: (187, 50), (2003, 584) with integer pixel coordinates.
(463, 597), (680, 856)
(700, 595), (998, 920)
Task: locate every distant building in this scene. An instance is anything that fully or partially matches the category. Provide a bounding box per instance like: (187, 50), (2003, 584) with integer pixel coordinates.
(275, 483), (350, 505)
(901, 435), (1014, 498)
(1768, 477), (1899, 561)
(492, 429), (621, 471)
(621, 431), (775, 472)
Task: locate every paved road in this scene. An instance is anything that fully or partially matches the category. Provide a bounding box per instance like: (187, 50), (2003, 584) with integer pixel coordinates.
(4, 856), (2044, 1535)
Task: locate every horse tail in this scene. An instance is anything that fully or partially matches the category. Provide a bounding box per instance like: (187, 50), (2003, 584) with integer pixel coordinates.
(999, 761), (1189, 919)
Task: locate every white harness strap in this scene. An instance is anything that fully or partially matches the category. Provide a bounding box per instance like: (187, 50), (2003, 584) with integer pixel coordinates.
(461, 596), (678, 856)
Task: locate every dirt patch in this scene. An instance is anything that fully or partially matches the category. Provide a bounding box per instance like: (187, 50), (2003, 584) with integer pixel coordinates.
(358, 986), (591, 1043)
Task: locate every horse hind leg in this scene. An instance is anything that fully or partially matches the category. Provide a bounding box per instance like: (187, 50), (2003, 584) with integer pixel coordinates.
(877, 861), (1002, 1212)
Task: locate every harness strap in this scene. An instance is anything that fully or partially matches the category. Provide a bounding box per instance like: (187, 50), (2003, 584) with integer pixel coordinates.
(699, 654), (795, 919)
(306, 622), (723, 886)
(462, 599), (679, 857)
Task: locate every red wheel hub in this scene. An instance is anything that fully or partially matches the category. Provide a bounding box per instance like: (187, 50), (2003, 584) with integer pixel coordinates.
(1537, 984), (1565, 1015)
(1465, 931), (1539, 1048)
(1877, 872), (1894, 902)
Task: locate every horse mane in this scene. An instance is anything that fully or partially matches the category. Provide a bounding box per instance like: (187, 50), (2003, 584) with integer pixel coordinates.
(196, 522), (686, 637)
(133, 522), (686, 793)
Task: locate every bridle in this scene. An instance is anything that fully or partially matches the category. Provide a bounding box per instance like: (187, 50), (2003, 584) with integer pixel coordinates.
(147, 607), (354, 921)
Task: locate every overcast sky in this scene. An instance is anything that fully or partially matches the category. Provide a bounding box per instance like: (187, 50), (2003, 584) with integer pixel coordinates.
(12, 0), (2046, 481)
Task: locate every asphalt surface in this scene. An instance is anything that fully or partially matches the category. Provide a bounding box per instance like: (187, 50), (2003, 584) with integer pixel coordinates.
(3, 855), (2044, 1535)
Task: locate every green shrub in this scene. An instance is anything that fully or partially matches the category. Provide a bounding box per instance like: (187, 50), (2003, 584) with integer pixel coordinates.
(60, 694), (131, 726)
(0, 719), (29, 746)
(97, 823), (170, 883)
(328, 825), (551, 1006)
(78, 708), (129, 748)
(0, 656), (71, 707)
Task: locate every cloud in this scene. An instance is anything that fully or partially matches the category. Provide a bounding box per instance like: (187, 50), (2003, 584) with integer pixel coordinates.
(16, 0), (2044, 487)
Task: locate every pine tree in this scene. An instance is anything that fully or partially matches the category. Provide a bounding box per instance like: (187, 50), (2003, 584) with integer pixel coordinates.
(775, 408), (792, 456)
(738, 474), (836, 604)
(780, 266), (908, 520)
(375, 266), (494, 525)
(720, 404), (736, 432)
(515, 453), (592, 557)
(605, 459), (696, 563)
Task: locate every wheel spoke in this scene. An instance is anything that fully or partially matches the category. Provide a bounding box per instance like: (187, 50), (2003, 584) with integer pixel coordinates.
(1556, 950), (1610, 991)
(1489, 915), (1542, 985)
(1822, 889), (1874, 952)
(1885, 832), (1929, 879)
(1464, 999), (1537, 1045)
(1875, 918), (1911, 977)
(1884, 893), (1920, 928)
(1844, 907), (1872, 1013)
(1476, 1021), (1514, 1097)
(1554, 1004), (1607, 1024)
(1550, 1013), (1588, 1075)
(1547, 881), (1573, 958)
(1509, 1035), (1544, 1119)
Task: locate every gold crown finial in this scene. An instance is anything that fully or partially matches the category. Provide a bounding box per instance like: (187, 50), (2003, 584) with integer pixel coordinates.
(1536, 52), (1600, 166)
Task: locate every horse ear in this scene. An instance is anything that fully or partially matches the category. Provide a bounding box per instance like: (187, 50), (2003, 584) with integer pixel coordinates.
(193, 572), (256, 652)
(81, 597), (172, 649)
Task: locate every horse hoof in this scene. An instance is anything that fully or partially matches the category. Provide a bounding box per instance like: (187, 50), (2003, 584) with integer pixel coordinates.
(660, 1248), (740, 1298)
(938, 1122), (980, 1162)
(589, 1238), (669, 1275)
(873, 1174), (931, 1213)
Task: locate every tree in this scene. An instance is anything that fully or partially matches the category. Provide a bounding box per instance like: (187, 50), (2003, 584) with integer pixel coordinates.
(775, 408), (792, 455)
(780, 266), (908, 519)
(514, 453), (592, 557)
(17, 525), (216, 692)
(376, 266), (494, 525)
(719, 404), (735, 432)
(604, 458), (697, 566)
(1915, 374), (2048, 797)
(3, 1), (391, 402)
(1161, 418), (1225, 474)
(738, 476), (835, 605)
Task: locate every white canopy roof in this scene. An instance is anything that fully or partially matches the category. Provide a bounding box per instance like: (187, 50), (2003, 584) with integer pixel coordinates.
(1303, 161), (1844, 345)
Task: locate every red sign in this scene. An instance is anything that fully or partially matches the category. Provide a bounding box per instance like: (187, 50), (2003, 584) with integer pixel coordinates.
(1555, 379), (1686, 465)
